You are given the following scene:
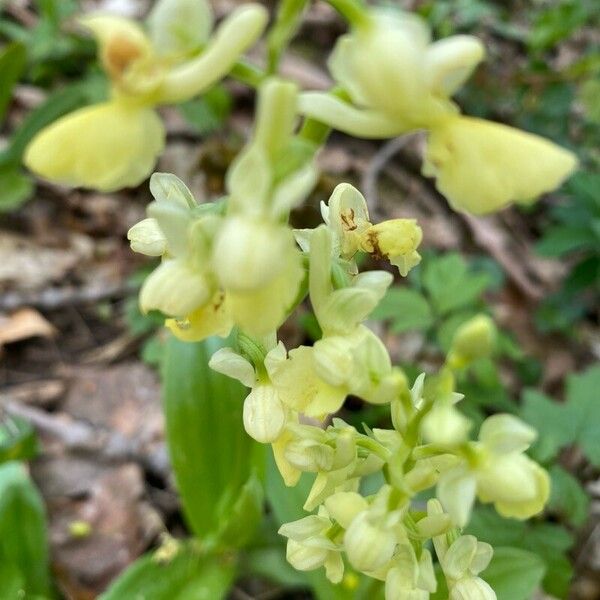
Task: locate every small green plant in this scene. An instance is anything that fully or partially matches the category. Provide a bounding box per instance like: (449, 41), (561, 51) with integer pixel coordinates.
(535, 172), (600, 331)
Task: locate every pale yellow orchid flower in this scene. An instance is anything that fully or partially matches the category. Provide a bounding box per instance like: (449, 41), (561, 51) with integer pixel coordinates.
(298, 8), (577, 215)
(24, 1), (267, 192)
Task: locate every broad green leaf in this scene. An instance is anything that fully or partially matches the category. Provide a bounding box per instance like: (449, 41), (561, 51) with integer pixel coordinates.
(535, 225), (597, 257)
(244, 545), (308, 588)
(0, 416), (38, 464)
(565, 365), (600, 465)
(482, 547), (546, 600)
(548, 465), (590, 527)
(216, 471), (264, 548)
(100, 545), (235, 600)
(371, 288), (434, 333)
(0, 462), (51, 596)
(0, 43), (26, 123)
(163, 335), (261, 545)
(0, 167), (33, 212)
(422, 253), (491, 316)
(520, 389), (576, 462)
(0, 561), (25, 599)
(522, 366), (600, 467)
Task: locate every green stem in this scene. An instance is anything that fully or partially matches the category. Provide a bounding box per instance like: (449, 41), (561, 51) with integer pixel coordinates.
(298, 116), (331, 146)
(229, 59), (267, 88)
(267, 0), (311, 74)
(325, 0), (372, 30)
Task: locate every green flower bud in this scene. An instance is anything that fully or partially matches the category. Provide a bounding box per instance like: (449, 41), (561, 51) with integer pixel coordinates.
(344, 511), (397, 573)
(243, 385), (286, 443)
(421, 403), (471, 446)
(448, 315), (496, 369)
(449, 577), (496, 600)
(127, 217), (167, 256)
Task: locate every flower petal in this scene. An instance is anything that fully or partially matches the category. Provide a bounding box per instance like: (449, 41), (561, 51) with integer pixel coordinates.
(24, 101), (164, 192)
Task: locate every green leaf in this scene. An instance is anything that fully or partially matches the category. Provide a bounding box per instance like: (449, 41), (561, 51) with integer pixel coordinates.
(0, 561), (25, 599)
(535, 225), (597, 257)
(565, 365), (600, 466)
(178, 86), (233, 136)
(522, 366), (600, 466)
(216, 471), (264, 548)
(0, 462), (51, 596)
(0, 166), (33, 212)
(548, 465), (590, 527)
(0, 43), (27, 123)
(482, 547), (546, 600)
(371, 288), (434, 333)
(163, 335), (261, 545)
(422, 253), (491, 316)
(520, 389), (576, 462)
(100, 545), (235, 600)
(0, 416), (38, 464)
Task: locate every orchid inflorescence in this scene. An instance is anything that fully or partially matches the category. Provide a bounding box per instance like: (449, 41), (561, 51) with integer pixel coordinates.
(23, 0), (578, 598)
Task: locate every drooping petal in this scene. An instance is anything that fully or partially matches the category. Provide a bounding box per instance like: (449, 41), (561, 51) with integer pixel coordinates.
(298, 92), (406, 139)
(208, 347), (255, 387)
(424, 116), (578, 214)
(24, 101), (165, 192)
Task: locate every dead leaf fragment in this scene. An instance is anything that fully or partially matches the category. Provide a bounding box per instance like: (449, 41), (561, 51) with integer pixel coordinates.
(0, 308), (56, 346)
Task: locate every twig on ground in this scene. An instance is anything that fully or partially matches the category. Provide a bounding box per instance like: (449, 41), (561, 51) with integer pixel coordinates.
(0, 281), (137, 312)
(362, 136), (414, 220)
(460, 213), (545, 301)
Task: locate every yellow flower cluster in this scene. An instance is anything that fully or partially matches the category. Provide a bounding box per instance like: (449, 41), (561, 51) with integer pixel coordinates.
(128, 79), (312, 340)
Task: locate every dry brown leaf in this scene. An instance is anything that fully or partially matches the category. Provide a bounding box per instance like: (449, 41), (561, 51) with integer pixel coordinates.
(0, 232), (93, 291)
(0, 308), (56, 346)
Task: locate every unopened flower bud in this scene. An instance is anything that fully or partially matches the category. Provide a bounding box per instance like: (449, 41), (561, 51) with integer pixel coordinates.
(344, 511), (397, 573)
(128, 218), (167, 256)
(243, 385), (286, 443)
(416, 513), (452, 538)
(213, 217), (294, 292)
(313, 336), (354, 387)
(448, 315), (496, 368)
(449, 577), (496, 600)
(324, 492), (368, 528)
(421, 403), (471, 446)
(287, 539), (329, 572)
